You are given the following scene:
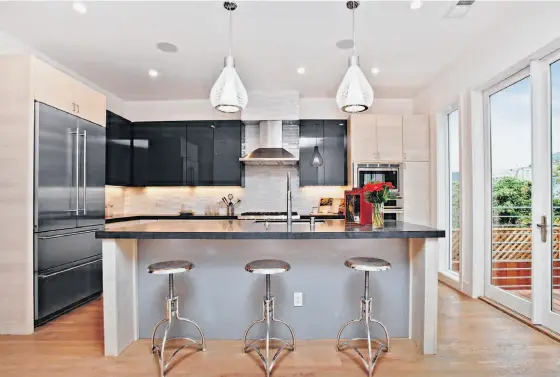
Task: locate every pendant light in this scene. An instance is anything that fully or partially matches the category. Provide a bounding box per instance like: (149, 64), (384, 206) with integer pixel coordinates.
(210, 2), (248, 113)
(310, 124), (324, 167)
(336, 1), (374, 113)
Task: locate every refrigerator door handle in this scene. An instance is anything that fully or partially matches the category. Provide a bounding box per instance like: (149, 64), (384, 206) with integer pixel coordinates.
(37, 258), (101, 279)
(37, 228), (99, 240)
(81, 130), (87, 215)
(69, 128), (80, 214)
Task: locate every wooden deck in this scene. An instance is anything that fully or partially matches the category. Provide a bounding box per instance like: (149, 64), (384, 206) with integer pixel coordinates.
(512, 289), (560, 313)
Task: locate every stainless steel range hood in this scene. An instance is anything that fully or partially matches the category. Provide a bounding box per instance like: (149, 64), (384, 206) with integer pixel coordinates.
(239, 120), (298, 166)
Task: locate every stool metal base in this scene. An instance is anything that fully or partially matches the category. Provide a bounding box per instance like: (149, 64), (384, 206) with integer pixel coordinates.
(151, 276), (205, 376)
(336, 272), (390, 377)
(242, 277), (295, 377)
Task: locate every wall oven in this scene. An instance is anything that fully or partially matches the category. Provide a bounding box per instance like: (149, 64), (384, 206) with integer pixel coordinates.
(352, 163), (403, 221)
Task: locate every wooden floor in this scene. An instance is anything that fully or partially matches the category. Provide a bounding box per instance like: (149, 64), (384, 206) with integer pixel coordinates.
(1, 284), (559, 377)
(512, 289), (560, 313)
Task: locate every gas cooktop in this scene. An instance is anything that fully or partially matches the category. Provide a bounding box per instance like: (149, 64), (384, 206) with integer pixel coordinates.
(238, 212), (300, 220)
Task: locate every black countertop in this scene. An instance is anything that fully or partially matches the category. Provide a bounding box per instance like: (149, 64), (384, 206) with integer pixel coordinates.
(105, 214), (344, 224)
(96, 219), (445, 240)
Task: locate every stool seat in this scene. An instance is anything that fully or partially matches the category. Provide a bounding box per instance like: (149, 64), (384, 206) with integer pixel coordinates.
(147, 260), (194, 275)
(245, 259), (291, 275)
(344, 257), (391, 272)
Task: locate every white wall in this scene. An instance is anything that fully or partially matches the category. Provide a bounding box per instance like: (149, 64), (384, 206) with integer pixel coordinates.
(0, 31), (125, 116)
(125, 97), (414, 122)
(415, 1), (560, 113)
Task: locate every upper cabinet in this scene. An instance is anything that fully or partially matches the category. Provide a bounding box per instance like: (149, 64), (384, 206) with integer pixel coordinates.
(124, 120), (243, 187)
(106, 111), (132, 186)
(299, 120), (347, 186)
(403, 115), (430, 162)
(32, 58), (106, 126)
(349, 114), (429, 164)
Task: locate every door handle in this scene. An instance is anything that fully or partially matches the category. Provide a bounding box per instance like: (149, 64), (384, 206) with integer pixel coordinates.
(38, 259), (101, 279)
(81, 130), (87, 215)
(69, 128), (80, 214)
(536, 215), (547, 243)
(37, 228), (100, 240)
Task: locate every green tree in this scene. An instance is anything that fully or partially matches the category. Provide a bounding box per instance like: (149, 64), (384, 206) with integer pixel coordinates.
(492, 176), (532, 226)
(452, 181), (460, 229)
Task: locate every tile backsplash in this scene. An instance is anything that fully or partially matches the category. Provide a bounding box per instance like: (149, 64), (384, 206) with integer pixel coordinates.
(106, 166), (347, 216)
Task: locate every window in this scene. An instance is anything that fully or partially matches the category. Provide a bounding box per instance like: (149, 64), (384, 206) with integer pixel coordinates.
(448, 110), (460, 273)
(550, 59), (560, 314)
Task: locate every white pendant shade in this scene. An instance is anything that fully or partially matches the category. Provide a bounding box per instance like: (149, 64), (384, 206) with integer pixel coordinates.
(336, 55), (374, 113)
(210, 56), (248, 113)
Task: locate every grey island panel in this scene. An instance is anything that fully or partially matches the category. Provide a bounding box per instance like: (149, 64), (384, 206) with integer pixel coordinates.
(96, 220), (445, 240)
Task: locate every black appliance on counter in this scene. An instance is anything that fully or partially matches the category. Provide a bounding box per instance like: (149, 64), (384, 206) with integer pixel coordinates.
(34, 102), (105, 326)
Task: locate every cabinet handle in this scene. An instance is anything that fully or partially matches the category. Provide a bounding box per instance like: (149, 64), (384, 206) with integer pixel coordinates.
(76, 104), (80, 113)
(404, 153), (407, 160)
(72, 102), (76, 112)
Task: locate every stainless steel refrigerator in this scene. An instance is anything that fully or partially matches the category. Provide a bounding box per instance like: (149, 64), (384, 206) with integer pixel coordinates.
(34, 102), (105, 326)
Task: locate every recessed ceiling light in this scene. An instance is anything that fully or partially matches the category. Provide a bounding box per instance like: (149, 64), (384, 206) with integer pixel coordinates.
(371, 67), (380, 76)
(148, 69), (159, 78)
(410, 0), (423, 10)
(72, 1), (87, 14)
(336, 39), (354, 50)
(156, 42), (178, 53)
(297, 67), (305, 75)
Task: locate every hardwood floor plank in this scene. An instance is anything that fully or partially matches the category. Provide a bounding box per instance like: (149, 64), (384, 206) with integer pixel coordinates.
(0, 285), (559, 377)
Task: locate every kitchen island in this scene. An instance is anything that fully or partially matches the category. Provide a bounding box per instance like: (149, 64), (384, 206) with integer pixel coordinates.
(97, 220), (444, 356)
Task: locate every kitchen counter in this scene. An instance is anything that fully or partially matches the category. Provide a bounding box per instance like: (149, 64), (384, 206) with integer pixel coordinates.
(97, 219), (444, 239)
(104, 214), (344, 224)
(100, 219), (444, 359)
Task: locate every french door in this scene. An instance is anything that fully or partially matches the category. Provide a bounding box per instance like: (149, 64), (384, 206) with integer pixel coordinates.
(484, 55), (560, 333)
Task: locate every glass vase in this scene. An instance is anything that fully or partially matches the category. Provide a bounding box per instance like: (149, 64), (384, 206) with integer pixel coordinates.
(371, 202), (385, 229)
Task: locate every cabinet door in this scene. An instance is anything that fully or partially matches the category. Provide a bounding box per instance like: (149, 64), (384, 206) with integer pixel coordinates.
(402, 161), (430, 226)
(348, 115), (378, 161)
(299, 120), (324, 186)
(213, 121), (242, 186)
(105, 111), (132, 186)
(323, 120), (347, 186)
(377, 115), (403, 161)
(132, 122), (186, 186)
(186, 122), (214, 186)
(72, 80), (106, 127)
(33, 58), (75, 115)
(403, 115), (430, 162)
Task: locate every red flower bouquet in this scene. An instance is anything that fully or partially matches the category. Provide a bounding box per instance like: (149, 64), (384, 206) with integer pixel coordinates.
(362, 181), (396, 229)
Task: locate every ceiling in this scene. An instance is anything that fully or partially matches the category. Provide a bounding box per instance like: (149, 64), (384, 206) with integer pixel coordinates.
(0, 1), (514, 101)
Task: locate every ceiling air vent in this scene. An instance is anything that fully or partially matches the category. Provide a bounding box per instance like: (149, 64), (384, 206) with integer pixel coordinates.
(444, 0), (475, 19)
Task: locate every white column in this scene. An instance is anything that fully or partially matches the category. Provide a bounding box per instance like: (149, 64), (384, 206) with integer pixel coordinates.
(409, 238), (438, 354)
(103, 239), (139, 356)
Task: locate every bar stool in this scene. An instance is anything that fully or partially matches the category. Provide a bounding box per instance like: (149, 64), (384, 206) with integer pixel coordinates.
(148, 260), (205, 376)
(242, 259), (296, 377)
(336, 257), (391, 377)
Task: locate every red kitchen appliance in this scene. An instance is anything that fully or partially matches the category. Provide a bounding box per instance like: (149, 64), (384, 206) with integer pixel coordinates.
(344, 189), (372, 225)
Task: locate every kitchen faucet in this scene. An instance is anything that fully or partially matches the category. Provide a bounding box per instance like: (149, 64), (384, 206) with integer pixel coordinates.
(286, 171), (292, 230)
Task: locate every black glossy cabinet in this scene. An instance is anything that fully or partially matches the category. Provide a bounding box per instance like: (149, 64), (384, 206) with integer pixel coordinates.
(132, 122), (187, 186)
(106, 111), (132, 186)
(299, 120), (347, 186)
(213, 121), (243, 186)
(125, 120), (243, 187)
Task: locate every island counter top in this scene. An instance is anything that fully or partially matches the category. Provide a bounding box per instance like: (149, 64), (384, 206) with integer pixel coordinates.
(96, 219), (445, 240)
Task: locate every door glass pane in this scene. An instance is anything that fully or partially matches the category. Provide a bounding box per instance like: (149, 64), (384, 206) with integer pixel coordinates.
(490, 76), (532, 301)
(551, 59), (560, 314)
(448, 110), (460, 273)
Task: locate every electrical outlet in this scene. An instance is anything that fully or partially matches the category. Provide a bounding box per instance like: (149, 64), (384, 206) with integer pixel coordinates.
(294, 292), (303, 307)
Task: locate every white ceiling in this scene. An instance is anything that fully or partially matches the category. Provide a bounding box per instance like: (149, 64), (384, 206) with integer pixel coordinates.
(0, 1), (514, 101)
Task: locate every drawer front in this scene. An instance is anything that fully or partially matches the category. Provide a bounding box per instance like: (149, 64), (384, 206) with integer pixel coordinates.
(35, 258), (102, 321)
(35, 229), (101, 271)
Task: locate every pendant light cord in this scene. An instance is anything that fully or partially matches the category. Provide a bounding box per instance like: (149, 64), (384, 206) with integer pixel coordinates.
(228, 8), (233, 57)
(352, 6), (356, 56)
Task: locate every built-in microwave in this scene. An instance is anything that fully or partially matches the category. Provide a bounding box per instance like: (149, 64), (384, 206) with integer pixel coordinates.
(352, 163), (403, 221)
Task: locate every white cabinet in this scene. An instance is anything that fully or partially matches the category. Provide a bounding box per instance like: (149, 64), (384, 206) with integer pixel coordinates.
(402, 161), (431, 226)
(403, 115), (430, 162)
(349, 114), (402, 162)
(377, 115), (403, 161)
(348, 114), (378, 161)
(32, 58), (106, 126)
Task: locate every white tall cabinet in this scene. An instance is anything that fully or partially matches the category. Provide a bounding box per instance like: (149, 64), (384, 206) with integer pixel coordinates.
(0, 54), (106, 335)
(349, 114), (431, 226)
